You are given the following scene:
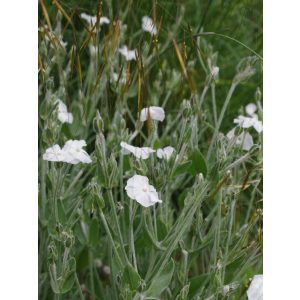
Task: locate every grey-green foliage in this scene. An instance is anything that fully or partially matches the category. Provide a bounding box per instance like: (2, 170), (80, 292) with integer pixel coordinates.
(39, 1), (262, 299)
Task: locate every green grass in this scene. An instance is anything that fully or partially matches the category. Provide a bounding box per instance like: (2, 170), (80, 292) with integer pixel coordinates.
(39, 1), (262, 299)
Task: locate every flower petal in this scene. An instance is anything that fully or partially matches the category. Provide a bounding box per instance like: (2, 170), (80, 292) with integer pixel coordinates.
(140, 106), (165, 122)
(253, 120), (263, 133)
(125, 175), (161, 207)
(156, 146), (175, 160)
(99, 16), (110, 25)
(240, 132), (253, 151)
(245, 103), (257, 116)
(247, 275), (263, 300)
(142, 16), (157, 36)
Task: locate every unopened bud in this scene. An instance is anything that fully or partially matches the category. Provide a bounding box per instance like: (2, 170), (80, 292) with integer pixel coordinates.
(181, 100), (192, 118)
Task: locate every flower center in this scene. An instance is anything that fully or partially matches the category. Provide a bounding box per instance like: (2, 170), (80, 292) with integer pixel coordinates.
(142, 188), (147, 192)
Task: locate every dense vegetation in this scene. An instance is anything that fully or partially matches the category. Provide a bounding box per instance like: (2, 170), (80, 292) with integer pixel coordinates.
(38, 1), (263, 299)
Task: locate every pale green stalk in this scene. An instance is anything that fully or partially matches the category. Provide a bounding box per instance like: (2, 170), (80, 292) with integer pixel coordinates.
(107, 189), (129, 264)
(129, 200), (138, 271)
(99, 210), (124, 268)
(75, 274), (84, 300)
(207, 83), (237, 160)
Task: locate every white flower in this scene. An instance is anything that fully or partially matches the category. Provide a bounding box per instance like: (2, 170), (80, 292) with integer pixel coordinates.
(120, 142), (155, 160)
(43, 145), (66, 162)
(140, 106), (165, 122)
(43, 140), (92, 164)
(62, 140), (92, 164)
(57, 99), (73, 124)
(99, 16), (110, 25)
(118, 46), (137, 61)
(233, 115), (263, 133)
(156, 146), (175, 160)
(142, 16), (157, 36)
(80, 13), (110, 28)
(227, 129), (253, 151)
(211, 66), (219, 77)
(125, 175), (162, 207)
(233, 103), (262, 133)
(81, 13), (97, 26)
(247, 275), (263, 300)
(245, 103), (257, 116)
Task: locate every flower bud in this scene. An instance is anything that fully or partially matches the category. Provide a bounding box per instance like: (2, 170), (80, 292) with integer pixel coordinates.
(233, 56), (258, 85)
(181, 100), (192, 118)
(255, 87), (262, 102)
(93, 110), (104, 133)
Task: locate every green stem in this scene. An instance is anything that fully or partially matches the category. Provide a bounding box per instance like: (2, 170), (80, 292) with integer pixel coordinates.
(199, 84), (209, 112)
(147, 185), (208, 281)
(107, 189), (129, 264)
(221, 197), (235, 284)
(88, 250), (95, 300)
(211, 83), (218, 127)
(207, 83), (237, 160)
(212, 191), (222, 271)
(75, 273), (84, 300)
(99, 210), (124, 267)
(129, 200), (138, 271)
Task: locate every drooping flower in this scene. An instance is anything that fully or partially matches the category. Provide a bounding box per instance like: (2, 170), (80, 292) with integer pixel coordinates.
(118, 46), (137, 61)
(56, 99), (73, 124)
(156, 146), (175, 160)
(43, 145), (66, 162)
(227, 129), (253, 151)
(125, 175), (162, 207)
(140, 106), (165, 122)
(120, 142), (155, 160)
(247, 275), (263, 300)
(62, 140), (92, 164)
(141, 16), (157, 36)
(80, 13), (110, 29)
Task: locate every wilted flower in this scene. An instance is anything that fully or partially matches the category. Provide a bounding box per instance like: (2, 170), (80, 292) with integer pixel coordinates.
(118, 46), (137, 61)
(227, 129), (254, 151)
(142, 16), (157, 36)
(140, 106), (165, 122)
(247, 275), (263, 300)
(120, 142), (155, 160)
(156, 146), (175, 160)
(43, 145), (65, 162)
(125, 175), (162, 207)
(62, 140), (92, 164)
(56, 99), (73, 124)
